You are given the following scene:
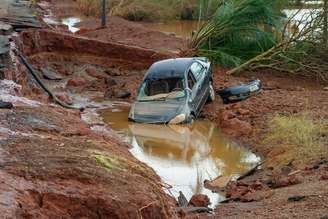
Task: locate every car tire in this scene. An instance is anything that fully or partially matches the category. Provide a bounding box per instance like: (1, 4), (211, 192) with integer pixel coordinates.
(187, 114), (195, 124)
(207, 82), (215, 102)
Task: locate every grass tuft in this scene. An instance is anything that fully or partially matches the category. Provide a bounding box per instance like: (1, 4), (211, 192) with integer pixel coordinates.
(263, 112), (327, 165)
(94, 153), (126, 171)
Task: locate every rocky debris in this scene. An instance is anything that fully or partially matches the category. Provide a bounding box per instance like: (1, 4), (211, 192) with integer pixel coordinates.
(321, 215), (328, 219)
(219, 111), (253, 137)
(320, 175), (328, 180)
(0, 35), (10, 68)
(237, 108), (251, 116)
(0, 21), (13, 35)
(226, 181), (274, 202)
(270, 171), (302, 188)
(66, 78), (86, 88)
(85, 67), (108, 79)
(281, 165), (293, 175)
(204, 176), (232, 192)
(106, 77), (118, 87)
(104, 68), (123, 76)
(55, 94), (73, 105)
(41, 67), (63, 80)
(288, 195), (306, 202)
(188, 194), (210, 207)
(0, 0), (41, 31)
(104, 87), (131, 99)
(0, 100), (13, 109)
(312, 159), (328, 170)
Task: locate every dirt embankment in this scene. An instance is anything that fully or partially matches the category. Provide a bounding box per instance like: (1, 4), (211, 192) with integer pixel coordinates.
(40, 0), (187, 53)
(77, 16), (187, 53)
(2, 0), (328, 218)
(0, 103), (174, 218)
(1, 1), (179, 217)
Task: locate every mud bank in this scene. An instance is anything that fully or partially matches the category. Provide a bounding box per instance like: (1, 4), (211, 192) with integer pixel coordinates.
(0, 105), (174, 218)
(16, 29), (175, 71)
(0, 2), (178, 217)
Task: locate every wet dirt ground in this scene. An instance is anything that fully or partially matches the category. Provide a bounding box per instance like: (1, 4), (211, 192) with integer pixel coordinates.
(1, 0), (328, 218)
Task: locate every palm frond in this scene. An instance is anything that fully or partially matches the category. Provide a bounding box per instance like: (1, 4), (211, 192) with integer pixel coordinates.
(190, 0), (285, 67)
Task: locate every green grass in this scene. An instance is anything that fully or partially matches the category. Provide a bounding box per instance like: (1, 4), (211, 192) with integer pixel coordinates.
(94, 153), (127, 171)
(263, 113), (327, 165)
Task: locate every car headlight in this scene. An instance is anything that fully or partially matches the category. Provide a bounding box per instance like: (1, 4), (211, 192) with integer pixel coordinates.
(128, 105), (135, 119)
(169, 114), (186, 124)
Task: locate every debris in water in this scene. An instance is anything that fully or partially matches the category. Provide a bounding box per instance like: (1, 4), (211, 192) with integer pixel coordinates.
(0, 101), (13, 109)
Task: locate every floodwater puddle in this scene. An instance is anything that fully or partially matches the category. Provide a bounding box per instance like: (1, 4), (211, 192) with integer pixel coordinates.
(62, 17), (81, 33)
(141, 20), (202, 38)
(99, 104), (260, 207)
(43, 16), (81, 33)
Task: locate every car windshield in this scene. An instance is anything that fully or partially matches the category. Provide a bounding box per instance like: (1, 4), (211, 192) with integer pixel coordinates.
(137, 77), (186, 101)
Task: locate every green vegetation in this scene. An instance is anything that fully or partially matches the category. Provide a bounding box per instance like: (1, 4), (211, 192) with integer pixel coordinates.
(94, 153), (127, 171)
(189, 0), (285, 67)
(263, 113), (327, 165)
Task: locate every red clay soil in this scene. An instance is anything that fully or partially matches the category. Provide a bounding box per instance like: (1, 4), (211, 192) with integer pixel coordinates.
(0, 105), (175, 218)
(16, 29), (175, 71)
(2, 0), (327, 218)
(77, 16), (187, 53)
(204, 69), (328, 154)
(40, 0), (186, 53)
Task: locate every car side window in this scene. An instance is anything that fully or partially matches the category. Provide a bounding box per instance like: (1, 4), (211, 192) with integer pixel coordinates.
(190, 62), (205, 80)
(187, 71), (196, 89)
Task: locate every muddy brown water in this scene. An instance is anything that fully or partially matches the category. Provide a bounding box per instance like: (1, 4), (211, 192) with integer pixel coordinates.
(140, 8), (321, 39)
(141, 20), (202, 38)
(99, 104), (260, 207)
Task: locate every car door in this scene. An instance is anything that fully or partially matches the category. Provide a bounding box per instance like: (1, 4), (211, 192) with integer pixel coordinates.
(186, 70), (199, 113)
(189, 62), (208, 114)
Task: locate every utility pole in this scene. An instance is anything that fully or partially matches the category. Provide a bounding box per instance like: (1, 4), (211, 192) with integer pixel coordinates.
(324, 0), (328, 47)
(101, 0), (106, 28)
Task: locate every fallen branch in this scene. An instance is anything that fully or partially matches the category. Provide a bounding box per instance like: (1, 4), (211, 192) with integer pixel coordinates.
(226, 8), (328, 81)
(237, 160), (266, 181)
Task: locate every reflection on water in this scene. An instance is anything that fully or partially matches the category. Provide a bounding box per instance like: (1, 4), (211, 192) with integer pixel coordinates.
(141, 20), (202, 38)
(99, 104), (260, 206)
(62, 17), (81, 33)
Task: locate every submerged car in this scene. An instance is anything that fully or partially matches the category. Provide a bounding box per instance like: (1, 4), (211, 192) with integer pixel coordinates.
(128, 57), (215, 124)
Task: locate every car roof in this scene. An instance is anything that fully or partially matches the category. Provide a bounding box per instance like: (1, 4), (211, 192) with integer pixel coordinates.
(145, 58), (196, 80)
